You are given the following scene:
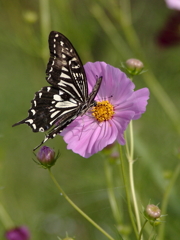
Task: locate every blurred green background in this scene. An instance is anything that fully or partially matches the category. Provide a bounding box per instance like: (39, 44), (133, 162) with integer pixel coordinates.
(0, 0), (180, 239)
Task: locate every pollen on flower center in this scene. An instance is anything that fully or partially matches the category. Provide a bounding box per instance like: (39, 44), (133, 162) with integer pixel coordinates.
(92, 100), (114, 122)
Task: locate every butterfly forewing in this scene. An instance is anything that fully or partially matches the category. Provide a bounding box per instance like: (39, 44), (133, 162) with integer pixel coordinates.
(46, 31), (88, 102)
(13, 31), (102, 150)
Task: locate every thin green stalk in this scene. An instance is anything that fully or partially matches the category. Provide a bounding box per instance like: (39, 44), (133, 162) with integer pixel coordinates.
(158, 163), (180, 240)
(125, 121), (142, 239)
(118, 144), (139, 239)
(48, 169), (115, 240)
(39, 0), (51, 62)
(139, 220), (148, 240)
(129, 120), (134, 160)
(119, 0), (132, 25)
(0, 202), (14, 229)
(129, 161), (141, 234)
(90, 3), (132, 59)
(104, 159), (122, 225)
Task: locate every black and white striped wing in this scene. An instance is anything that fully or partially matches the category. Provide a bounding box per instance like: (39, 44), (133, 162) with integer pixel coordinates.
(12, 86), (80, 132)
(46, 31), (88, 102)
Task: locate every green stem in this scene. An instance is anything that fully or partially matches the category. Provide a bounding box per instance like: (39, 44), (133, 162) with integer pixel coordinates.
(90, 3), (132, 59)
(158, 163), (180, 240)
(48, 169), (115, 240)
(129, 160), (141, 232)
(39, 0), (51, 62)
(139, 220), (148, 240)
(0, 202), (14, 229)
(104, 159), (122, 225)
(118, 144), (139, 239)
(125, 121), (142, 239)
(129, 120), (134, 160)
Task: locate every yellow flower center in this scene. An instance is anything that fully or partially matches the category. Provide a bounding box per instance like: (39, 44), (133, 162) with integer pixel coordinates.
(92, 100), (114, 122)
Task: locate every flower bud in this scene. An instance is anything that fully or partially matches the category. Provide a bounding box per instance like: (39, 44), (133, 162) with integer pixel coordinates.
(125, 58), (144, 76)
(36, 146), (58, 169)
(145, 204), (161, 219)
(5, 226), (30, 240)
(144, 204), (162, 226)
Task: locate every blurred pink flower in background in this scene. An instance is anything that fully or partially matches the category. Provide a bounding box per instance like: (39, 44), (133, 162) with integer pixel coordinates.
(5, 226), (30, 240)
(165, 0), (180, 10)
(156, 11), (180, 47)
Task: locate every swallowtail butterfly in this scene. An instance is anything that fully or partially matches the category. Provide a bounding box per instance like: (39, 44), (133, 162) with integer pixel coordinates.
(13, 31), (102, 150)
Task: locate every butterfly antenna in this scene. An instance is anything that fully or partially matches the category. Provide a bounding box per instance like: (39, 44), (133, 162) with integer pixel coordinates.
(12, 119), (26, 127)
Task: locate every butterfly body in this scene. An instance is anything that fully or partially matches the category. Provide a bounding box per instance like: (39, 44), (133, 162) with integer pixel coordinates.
(13, 31), (102, 150)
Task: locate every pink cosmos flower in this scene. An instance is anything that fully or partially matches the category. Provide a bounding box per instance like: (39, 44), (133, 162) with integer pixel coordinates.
(61, 62), (149, 158)
(165, 0), (180, 10)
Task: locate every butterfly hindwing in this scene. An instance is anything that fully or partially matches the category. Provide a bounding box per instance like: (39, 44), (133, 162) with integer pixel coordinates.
(13, 86), (80, 133)
(33, 107), (79, 151)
